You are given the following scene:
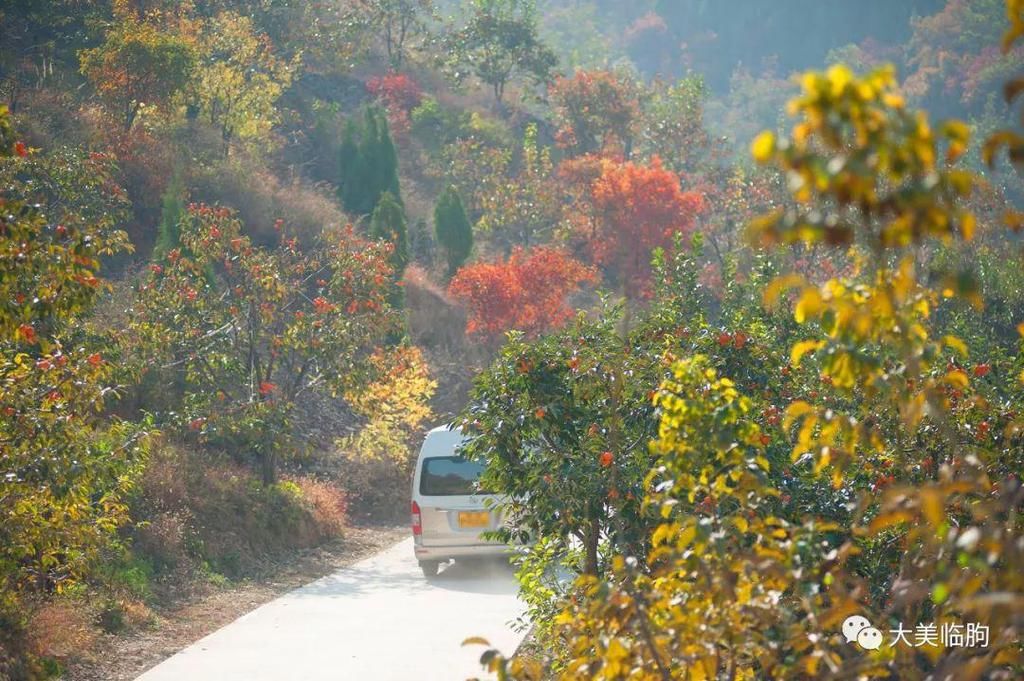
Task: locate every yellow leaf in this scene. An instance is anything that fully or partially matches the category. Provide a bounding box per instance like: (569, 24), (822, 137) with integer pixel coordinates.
(783, 401), (815, 431)
(869, 510), (912, 533)
(794, 288), (823, 324)
(942, 335), (968, 357)
(791, 340), (825, 367)
(1006, 211), (1024, 232)
(607, 638), (628, 662)
(944, 370), (970, 389)
(763, 274), (805, 309)
(737, 581), (752, 605)
(942, 120), (970, 143)
(919, 489), (944, 528)
(751, 131), (776, 163)
(677, 524), (697, 550)
(652, 522), (677, 548)
(813, 447), (832, 475)
(826, 63), (853, 95)
(960, 211), (976, 240)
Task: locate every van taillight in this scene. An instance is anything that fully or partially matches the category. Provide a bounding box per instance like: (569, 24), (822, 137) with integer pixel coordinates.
(411, 500), (422, 536)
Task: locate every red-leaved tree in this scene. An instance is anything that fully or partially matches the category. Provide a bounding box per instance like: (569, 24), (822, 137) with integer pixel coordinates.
(448, 247), (597, 342)
(367, 71), (423, 140)
(585, 156), (704, 298)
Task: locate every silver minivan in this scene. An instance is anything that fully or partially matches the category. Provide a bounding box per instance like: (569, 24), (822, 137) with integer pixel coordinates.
(411, 425), (507, 577)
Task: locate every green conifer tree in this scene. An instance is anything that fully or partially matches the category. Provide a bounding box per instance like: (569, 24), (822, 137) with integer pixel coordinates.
(370, 190), (409, 276)
(153, 168), (186, 259)
(339, 106), (402, 217)
(338, 119), (362, 212)
(434, 185), (473, 276)
(373, 109), (402, 201)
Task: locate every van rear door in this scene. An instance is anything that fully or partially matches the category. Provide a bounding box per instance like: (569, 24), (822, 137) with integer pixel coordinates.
(418, 456), (500, 546)
(415, 434), (501, 547)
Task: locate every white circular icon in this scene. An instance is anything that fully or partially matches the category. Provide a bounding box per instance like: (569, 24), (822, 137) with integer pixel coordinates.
(857, 626), (884, 650)
(842, 615), (872, 643)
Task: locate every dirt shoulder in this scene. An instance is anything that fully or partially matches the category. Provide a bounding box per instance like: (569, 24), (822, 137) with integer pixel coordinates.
(62, 524), (409, 681)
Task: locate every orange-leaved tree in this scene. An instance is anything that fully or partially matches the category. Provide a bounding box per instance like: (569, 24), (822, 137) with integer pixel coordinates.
(79, 15), (195, 131)
(448, 247), (596, 343)
(585, 156), (704, 298)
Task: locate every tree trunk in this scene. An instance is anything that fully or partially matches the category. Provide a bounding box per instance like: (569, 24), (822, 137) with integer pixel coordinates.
(125, 101), (140, 132)
(261, 449), (277, 486)
(583, 517), (600, 576)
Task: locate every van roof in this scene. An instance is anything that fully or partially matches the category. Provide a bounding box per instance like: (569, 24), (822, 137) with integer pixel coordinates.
(427, 423), (462, 435)
(420, 425), (468, 460)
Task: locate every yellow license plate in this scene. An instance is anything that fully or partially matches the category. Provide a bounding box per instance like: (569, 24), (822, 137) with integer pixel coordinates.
(458, 511), (489, 529)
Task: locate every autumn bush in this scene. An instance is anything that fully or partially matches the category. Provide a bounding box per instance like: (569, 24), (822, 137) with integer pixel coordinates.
(367, 72), (423, 140)
(129, 441), (349, 584)
(25, 601), (97, 670)
(334, 345), (436, 520)
(448, 247), (598, 343)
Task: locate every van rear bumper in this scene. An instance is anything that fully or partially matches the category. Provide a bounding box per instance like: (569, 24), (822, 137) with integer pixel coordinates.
(413, 541), (511, 562)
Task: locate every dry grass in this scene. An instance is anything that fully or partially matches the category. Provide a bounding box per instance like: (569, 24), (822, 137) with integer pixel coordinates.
(191, 155), (349, 248)
(129, 441), (349, 582)
(293, 477), (349, 540)
(26, 601), (97, 664)
(404, 264), (468, 352)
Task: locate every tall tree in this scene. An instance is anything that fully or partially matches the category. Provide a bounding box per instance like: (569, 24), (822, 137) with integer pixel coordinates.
(475, 124), (562, 250)
(585, 157), (705, 298)
(130, 206), (397, 485)
(448, 247), (596, 342)
(79, 16), (194, 131)
(339, 107), (402, 217)
(188, 11), (299, 155)
(445, 0), (557, 106)
(0, 113), (145, 633)
(434, 185), (473, 276)
(549, 69), (640, 158)
(350, 0), (436, 67)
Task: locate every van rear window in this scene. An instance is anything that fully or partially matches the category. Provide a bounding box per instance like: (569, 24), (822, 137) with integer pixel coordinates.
(420, 457), (487, 496)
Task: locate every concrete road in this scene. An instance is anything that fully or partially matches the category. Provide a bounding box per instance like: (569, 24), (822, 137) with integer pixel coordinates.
(134, 538), (526, 681)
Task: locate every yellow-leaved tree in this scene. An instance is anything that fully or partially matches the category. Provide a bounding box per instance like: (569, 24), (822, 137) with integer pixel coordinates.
(186, 11), (299, 155)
